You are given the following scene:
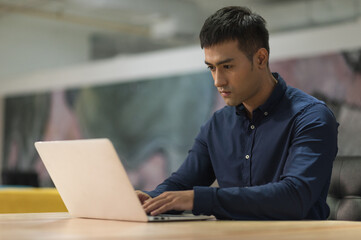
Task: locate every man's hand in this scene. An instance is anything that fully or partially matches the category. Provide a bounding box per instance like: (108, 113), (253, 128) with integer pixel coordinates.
(135, 190), (152, 204)
(142, 190), (194, 216)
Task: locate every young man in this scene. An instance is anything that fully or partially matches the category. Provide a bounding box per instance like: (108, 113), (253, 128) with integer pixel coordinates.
(137, 6), (338, 220)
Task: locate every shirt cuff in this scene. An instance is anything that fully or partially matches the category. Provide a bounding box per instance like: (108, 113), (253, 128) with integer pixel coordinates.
(192, 186), (214, 216)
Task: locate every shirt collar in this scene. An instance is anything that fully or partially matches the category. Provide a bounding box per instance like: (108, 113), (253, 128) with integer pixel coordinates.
(235, 72), (287, 116)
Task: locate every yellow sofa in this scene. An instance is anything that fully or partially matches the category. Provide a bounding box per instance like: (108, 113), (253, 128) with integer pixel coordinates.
(0, 188), (68, 213)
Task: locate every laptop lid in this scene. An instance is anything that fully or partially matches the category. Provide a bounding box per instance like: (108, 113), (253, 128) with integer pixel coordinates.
(35, 138), (149, 222)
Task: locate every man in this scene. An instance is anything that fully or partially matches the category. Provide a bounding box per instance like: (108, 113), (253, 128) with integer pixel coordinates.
(137, 6), (338, 220)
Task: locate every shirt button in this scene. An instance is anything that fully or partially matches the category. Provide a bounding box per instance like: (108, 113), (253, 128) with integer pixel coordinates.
(245, 155), (250, 160)
(250, 125), (255, 130)
(264, 112), (268, 116)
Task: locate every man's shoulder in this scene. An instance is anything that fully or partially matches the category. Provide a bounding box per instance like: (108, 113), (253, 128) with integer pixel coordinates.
(213, 105), (234, 115)
(201, 106), (236, 130)
(282, 86), (335, 121)
(284, 85), (325, 111)
(211, 106), (237, 121)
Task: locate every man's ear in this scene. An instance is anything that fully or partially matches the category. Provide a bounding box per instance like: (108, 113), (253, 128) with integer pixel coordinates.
(254, 48), (269, 69)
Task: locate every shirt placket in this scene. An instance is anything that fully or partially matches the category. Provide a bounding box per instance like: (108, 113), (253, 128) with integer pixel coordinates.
(243, 121), (257, 186)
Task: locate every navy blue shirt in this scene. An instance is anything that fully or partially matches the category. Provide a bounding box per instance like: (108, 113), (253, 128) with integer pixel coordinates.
(146, 73), (338, 220)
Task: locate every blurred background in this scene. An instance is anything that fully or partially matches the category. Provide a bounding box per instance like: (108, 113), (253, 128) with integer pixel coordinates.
(0, 0), (361, 189)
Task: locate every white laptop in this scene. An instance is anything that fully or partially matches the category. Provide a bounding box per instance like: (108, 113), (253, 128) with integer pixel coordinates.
(35, 138), (212, 222)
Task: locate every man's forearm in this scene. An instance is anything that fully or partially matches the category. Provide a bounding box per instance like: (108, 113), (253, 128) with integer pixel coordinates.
(192, 178), (312, 220)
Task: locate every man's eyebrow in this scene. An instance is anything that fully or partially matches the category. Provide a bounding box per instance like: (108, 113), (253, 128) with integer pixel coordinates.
(204, 58), (234, 66)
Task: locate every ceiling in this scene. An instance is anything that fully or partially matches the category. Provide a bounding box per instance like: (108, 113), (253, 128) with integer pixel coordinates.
(1, 0), (361, 57)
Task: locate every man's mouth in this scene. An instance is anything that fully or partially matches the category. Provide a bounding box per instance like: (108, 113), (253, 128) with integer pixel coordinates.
(220, 91), (231, 97)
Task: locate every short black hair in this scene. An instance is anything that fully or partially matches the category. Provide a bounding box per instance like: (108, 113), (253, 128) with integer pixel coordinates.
(199, 6), (269, 61)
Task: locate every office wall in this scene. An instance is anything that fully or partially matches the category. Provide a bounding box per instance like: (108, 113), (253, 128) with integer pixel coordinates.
(0, 15), (90, 81)
(1, 18), (361, 188)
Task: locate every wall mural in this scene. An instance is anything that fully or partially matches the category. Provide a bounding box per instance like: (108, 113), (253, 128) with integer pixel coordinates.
(2, 48), (361, 188)
(2, 72), (217, 189)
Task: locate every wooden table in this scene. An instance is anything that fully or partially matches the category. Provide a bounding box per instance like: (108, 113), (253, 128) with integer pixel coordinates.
(1, 212), (361, 240)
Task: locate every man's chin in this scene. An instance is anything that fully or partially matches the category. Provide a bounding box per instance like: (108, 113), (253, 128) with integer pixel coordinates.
(224, 99), (241, 107)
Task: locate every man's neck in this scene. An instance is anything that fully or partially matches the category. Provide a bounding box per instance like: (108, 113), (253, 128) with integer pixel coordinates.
(243, 73), (277, 119)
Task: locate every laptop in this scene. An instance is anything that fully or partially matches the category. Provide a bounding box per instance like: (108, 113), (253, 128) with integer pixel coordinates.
(35, 138), (212, 222)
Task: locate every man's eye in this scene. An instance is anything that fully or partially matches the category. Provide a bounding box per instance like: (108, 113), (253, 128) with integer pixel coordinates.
(207, 66), (215, 71)
(224, 65), (232, 69)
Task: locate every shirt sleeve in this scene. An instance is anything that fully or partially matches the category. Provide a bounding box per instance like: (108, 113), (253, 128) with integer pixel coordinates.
(192, 103), (338, 220)
(144, 122), (216, 198)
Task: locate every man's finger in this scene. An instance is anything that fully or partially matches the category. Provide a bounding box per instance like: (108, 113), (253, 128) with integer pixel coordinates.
(144, 198), (171, 214)
(135, 190), (152, 204)
(150, 202), (173, 216)
(143, 193), (168, 208)
(142, 191), (194, 215)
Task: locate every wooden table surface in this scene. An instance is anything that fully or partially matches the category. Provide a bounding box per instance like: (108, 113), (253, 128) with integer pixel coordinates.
(1, 212), (361, 240)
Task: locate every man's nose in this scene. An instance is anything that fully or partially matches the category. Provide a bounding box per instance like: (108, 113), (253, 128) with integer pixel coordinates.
(214, 70), (227, 87)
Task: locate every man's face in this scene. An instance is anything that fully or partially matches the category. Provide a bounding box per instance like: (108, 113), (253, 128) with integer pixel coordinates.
(204, 40), (262, 107)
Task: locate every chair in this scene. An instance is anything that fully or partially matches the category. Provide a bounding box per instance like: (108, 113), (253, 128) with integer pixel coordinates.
(327, 156), (361, 220)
